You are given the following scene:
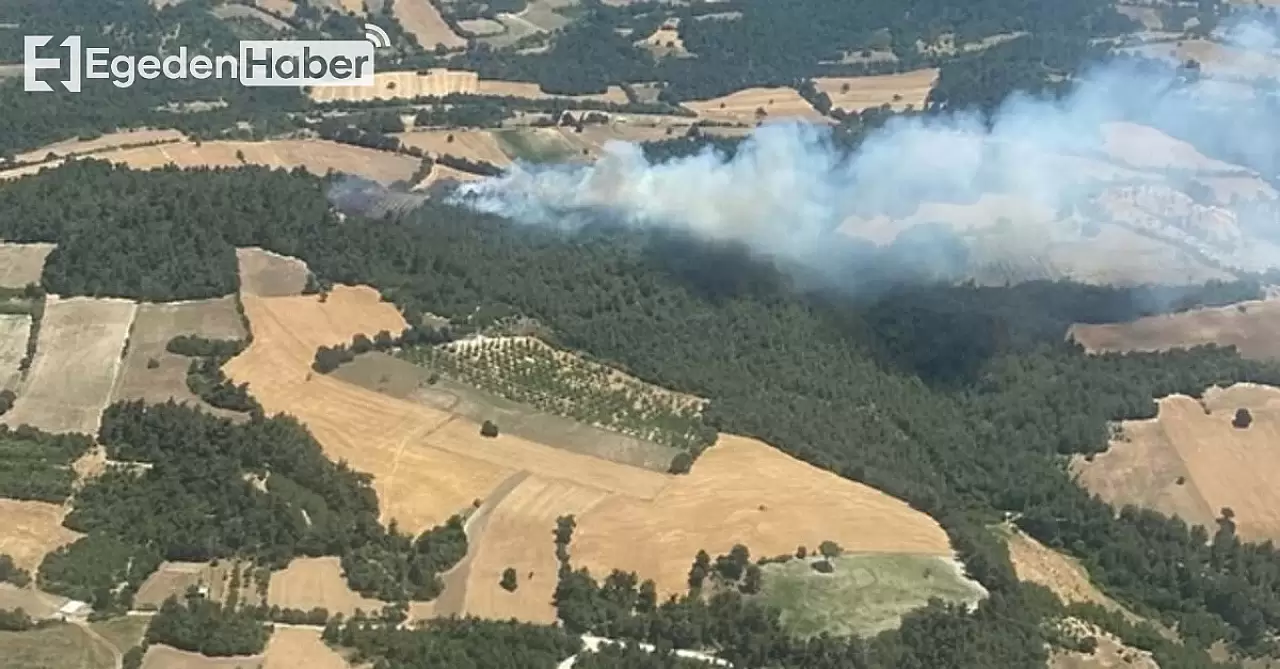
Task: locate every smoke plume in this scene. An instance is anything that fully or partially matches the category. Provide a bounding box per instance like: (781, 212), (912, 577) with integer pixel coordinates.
(451, 17), (1280, 283)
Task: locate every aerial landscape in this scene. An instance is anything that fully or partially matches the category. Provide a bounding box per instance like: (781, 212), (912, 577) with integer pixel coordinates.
(2, 0), (1280, 666)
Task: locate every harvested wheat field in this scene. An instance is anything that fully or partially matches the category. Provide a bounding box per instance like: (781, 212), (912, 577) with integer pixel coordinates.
(1068, 297), (1280, 360)
(237, 248), (310, 297)
(2, 297), (136, 435)
(14, 128), (186, 165)
(141, 644), (263, 669)
(463, 474), (610, 623)
(264, 628), (350, 669)
(571, 434), (953, 598)
(394, 130), (513, 166)
(1074, 384), (1280, 541)
(0, 242), (54, 288)
(309, 69), (628, 104)
(223, 286), (677, 534)
(267, 557), (385, 617)
(0, 499), (82, 573)
(111, 297), (247, 412)
(475, 80), (630, 104)
(88, 140), (419, 185)
(393, 0), (466, 50)
(0, 313), (30, 391)
(685, 87), (826, 124)
(1101, 121), (1250, 173)
(814, 69), (937, 113)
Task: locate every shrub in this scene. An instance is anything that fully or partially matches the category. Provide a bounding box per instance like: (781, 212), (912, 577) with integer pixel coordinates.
(1233, 408), (1253, 429)
(668, 452), (693, 474)
(480, 420), (499, 438)
(500, 567), (518, 592)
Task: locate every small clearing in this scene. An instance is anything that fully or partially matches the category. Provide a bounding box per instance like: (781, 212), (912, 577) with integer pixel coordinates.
(756, 554), (986, 638)
(0, 623), (116, 669)
(263, 628), (351, 669)
(393, 0), (467, 50)
(13, 129), (186, 165)
(571, 434), (954, 599)
(394, 130), (513, 166)
(1001, 526), (1117, 609)
(1050, 618), (1159, 669)
(1073, 383), (1280, 541)
(684, 87), (826, 124)
(2, 297), (136, 435)
(635, 20), (688, 57)
(0, 313), (30, 391)
(140, 644), (263, 669)
(236, 248), (310, 298)
(1069, 298), (1280, 360)
(267, 557), (386, 617)
(457, 18), (504, 35)
(111, 297), (247, 413)
(0, 242), (54, 288)
(0, 499), (82, 573)
(814, 69), (937, 113)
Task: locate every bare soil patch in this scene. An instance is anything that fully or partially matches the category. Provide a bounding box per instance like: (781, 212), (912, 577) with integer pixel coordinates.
(0, 242), (54, 288)
(394, 0), (467, 50)
(263, 628), (350, 669)
(2, 297), (136, 435)
(0, 499), (82, 575)
(236, 248), (310, 298)
(814, 69), (937, 113)
(141, 644), (263, 669)
(0, 313), (31, 391)
(394, 130), (513, 165)
(572, 434), (953, 599)
(267, 557), (385, 617)
(1074, 384), (1280, 541)
(684, 87), (826, 124)
(111, 297), (247, 414)
(1068, 297), (1280, 360)
(14, 129), (185, 165)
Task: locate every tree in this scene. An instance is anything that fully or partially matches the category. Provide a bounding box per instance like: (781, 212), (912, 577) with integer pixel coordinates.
(740, 564), (762, 595)
(0, 390), (14, 415)
(668, 452), (693, 474)
(818, 540), (843, 560)
(687, 550), (710, 590)
(501, 568), (518, 592)
(480, 420), (499, 438)
(1233, 408), (1252, 429)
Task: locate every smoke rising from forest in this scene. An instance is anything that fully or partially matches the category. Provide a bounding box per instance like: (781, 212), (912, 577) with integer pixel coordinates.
(450, 17), (1280, 276)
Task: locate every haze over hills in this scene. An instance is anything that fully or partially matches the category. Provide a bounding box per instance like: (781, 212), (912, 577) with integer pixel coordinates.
(5, 0), (1280, 668)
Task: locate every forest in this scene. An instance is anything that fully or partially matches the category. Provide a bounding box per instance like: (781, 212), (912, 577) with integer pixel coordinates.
(0, 425), (93, 503)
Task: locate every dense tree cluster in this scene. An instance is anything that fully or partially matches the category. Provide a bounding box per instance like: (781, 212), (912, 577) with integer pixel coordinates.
(341, 515), (468, 601)
(323, 614), (582, 669)
(166, 336), (260, 413)
(573, 643), (713, 669)
(38, 533), (162, 612)
(0, 554), (32, 587)
(0, 608), (36, 631)
(146, 595), (270, 656)
(0, 425), (93, 502)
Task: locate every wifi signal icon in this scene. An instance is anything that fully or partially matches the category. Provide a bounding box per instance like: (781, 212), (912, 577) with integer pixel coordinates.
(364, 23), (392, 49)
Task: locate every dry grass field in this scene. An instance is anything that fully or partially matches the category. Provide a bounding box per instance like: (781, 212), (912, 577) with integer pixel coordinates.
(394, 0), (467, 50)
(13, 129), (185, 165)
(102, 140), (419, 185)
(1100, 121), (1246, 173)
(1124, 39), (1280, 80)
(141, 644), (263, 669)
(111, 297), (247, 412)
(393, 130), (513, 166)
(0, 583), (68, 619)
(1073, 384), (1280, 541)
(684, 87), (826, 124)
(135, 561), (254, 610)
(309, 69), (629, 104)
(814, 69), (938, 113)
(0, 499), (82, 574)
(570, 434), (953, 598)
(2, 297), (136, 435)
(225, 284), (955, 621)
(1002, 527), (1114, 608)
(253, 0), (297, 17)
(1068, 297), (1280, 359)
(635, 21), (689, 57)
(458, 18), (505, 35)
(267, 557), (386, 616)
(0, 624), (116, 669)
(0, 313), (30, 391)
(236, 248), (310, 297)
(0, 242), (54, 288)
(263, 628), (350, 669)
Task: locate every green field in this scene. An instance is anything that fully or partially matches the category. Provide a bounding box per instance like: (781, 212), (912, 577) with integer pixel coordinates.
(89, 616), (148, 654)
(758, 554), (988, 638)
(0, 623), (115, 669)
(494, 129), (579, 163)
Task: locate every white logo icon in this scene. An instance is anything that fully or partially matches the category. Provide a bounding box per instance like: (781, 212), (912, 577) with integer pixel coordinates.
(363, 23), (391, 49)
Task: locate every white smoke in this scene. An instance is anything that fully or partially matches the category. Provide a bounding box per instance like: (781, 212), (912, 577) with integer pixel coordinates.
(451, 18), (1280, 279)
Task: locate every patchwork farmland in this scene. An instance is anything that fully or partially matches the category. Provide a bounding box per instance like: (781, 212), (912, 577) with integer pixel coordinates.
(1, 297), (136, 435)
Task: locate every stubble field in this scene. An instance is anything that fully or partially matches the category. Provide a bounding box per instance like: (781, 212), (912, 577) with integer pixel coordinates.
(1069, 298), (1280, 359)
(393, 0), (467, 50)
(141, 644), (262, 669)
(0, 500), (82, 574)
(684, 87), (826, 124)
(267, 557), (386, 616)
(0, 313), (30, 391)
(394, 129), (514, 166)
(263, 628), (350, 669)
(1073, 384), (1280, 541)
(0, 242), (54, 288)
(236, 248), (310, 297)
(0, 624), (115, 669)
(1, 297), (136, 435)
(111, 297), (247, 413)
(813, 69), (938, 113)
